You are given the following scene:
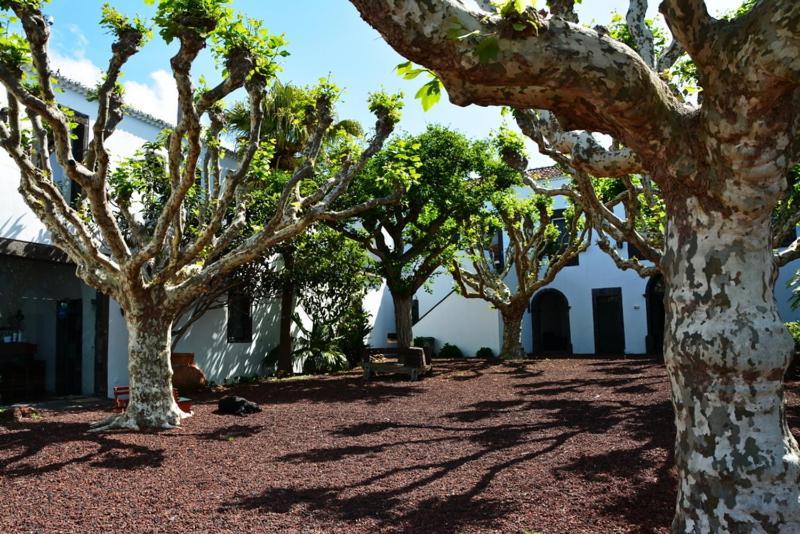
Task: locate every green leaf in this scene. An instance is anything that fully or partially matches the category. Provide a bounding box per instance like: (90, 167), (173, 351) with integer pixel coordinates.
(475, 37), (500, 64)
(415, 79), (442, 112)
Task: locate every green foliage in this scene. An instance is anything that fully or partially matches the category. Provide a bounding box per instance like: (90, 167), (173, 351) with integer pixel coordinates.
(438, 343), (464, 359)
(608, 12), (667, 53)
(474, 37), (500, 64)
(264, 320), (349, 375)
(0, 0), (47, 10)
(154, 0), (229, 42)
(227, 80), (345, 171)
(295, 320), (349, 374)
(722, 0), (757, 20)
(209, 14), (288, 80)
(785, 322), (800, 347)
(108, 141), (203, 238)
(0, 12), (30, 71)
(338, 302), (373, 367)
(368, 89), (404, 124)
(337, 125), (498, 297)
(395, 61), (443, 111)
(476, 346), (495, 359)
(100, 3), (151, 43)
(302, 348), (349, 374)
(241, 227), (378, 325)
(491, 0), (535, 17)
(607, 11), (698, 100)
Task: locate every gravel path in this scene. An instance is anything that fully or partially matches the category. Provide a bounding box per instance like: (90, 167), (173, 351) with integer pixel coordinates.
(2, 358), (799, 533)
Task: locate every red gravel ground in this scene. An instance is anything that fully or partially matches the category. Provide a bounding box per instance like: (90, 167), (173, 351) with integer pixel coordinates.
(2, 358), (800, 533)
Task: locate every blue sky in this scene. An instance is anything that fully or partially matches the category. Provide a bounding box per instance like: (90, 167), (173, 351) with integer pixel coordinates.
(43, 0), (741, 167)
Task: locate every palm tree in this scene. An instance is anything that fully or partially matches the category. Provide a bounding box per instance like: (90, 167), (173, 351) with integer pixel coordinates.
(227, 81), (364, 375)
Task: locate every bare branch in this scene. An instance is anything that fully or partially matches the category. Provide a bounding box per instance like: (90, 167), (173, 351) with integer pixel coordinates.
(514, 108), (645, 177)
(350, 0), (684, 164)
(626, 0), (655, 68)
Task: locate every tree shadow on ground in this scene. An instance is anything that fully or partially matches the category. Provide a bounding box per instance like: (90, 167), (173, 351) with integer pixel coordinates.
(0, 420), (165, 477)
(221, 359), (676, 531)
(191, 375), (424, 407)
(193, 423), (265, 441)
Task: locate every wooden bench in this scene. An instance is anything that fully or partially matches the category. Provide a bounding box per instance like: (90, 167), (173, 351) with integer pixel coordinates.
(113, 386), (192, 413)
(362, 347), (432, 381)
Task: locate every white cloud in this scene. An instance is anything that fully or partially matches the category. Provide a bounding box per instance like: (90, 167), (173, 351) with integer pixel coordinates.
(123, 70), (178, 124)
(67, 24), (89, 53)
(49, 50), (104, 87)
(50, 47), (177, 124)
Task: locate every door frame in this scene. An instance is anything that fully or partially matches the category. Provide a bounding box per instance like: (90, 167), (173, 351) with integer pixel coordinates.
(55, 298), (83, 395)
(645, 275), (666, 359)
(591, 287), (625, 355)
(530, 288), (573, 355)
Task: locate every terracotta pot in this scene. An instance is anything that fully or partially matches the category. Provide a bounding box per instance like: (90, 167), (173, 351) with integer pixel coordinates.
(171, 352), (206, 392)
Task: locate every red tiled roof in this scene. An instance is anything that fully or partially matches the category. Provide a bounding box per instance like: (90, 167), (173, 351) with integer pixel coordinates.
(527, 166), (564, 180)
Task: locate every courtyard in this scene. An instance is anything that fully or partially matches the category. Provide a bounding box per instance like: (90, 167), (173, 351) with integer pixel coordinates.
(4, 358), (798, 533)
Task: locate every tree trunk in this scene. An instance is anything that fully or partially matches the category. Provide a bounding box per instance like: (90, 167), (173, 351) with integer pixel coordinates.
(392, 292), (413, 348)
(277, 249), (296, 377)
(664, 197), (800, 531)
(500, 306), (525, 359)
(92, 311), (187, 431)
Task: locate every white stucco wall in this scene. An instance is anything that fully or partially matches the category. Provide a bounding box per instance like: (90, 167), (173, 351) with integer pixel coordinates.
(364, 282), (397, 348)
(0, 84), (165, 247)
(173, 299), (282, 384)
(413, 291), (502, 357)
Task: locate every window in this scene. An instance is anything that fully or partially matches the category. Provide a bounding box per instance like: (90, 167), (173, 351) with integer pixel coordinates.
(490, 229), (504, 271)
(777, 228), (797, 249)
(552, 209), (579, 266)
(227, 289), (252, 343)
(50, 109), (89, 207)
(412, 298), (420, 324)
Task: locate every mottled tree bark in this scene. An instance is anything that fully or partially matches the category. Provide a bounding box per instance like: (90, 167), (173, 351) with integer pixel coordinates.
(392, 292), (414, 349)
(664, 195), (800, 531)
(91, 306), (186, 431)
(499, 306), (526, 359)
(347, 0), (800, 529)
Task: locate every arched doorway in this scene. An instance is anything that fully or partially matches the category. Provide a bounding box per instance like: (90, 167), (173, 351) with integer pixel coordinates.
(531, 289), (572, 355)
(645, 274), (666, 359)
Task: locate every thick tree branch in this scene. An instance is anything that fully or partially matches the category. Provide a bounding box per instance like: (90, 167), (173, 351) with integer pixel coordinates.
(350, 0), (685, 165)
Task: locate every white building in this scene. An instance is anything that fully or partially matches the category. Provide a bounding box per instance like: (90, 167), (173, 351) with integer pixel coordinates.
(0, 77), (283, 402)
(366, 168), (800, 358)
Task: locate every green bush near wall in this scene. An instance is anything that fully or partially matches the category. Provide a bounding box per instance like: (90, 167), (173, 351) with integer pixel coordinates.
(438, 343), (464, 359)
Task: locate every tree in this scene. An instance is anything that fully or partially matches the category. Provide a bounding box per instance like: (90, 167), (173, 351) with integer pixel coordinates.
(0, 0), (404, 431)
(349, 0), (800, 529)
(451, 185), (586, 358)
(334, 125), (494, 348)
(450, 126), (587, 359)
(226, 80), (366, 375)
(247, 226), (379, 373)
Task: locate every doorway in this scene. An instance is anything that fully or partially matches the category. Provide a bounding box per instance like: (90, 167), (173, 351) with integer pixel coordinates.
(55, 299), (82, 395)
(531, 289), (572, 355)
(592, 288), (625, 355)
(645, 275), (666, 359)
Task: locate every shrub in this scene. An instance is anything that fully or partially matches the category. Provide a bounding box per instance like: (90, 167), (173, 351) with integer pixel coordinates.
(476, 347), (495, 359)
(339, 302), (373, 367)
(786, 322), (800, 346)
(438, 343), (464, 359)
(302, 350), (349, 374)
(786, 322), (800, 380)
